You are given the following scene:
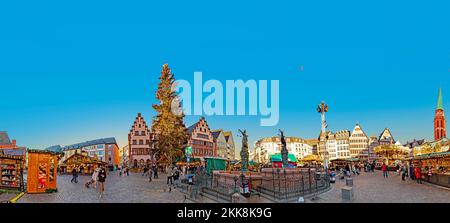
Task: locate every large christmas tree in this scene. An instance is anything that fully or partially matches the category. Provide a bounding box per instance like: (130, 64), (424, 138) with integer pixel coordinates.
(152, 64), (188, 165)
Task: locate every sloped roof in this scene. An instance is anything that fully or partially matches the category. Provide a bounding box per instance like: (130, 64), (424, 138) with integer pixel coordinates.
(270, 153), (298, 162)
(404, 139), (425, 148)
(187, 122), (198, 134)
(46, 145), (63, 153)
(0, 131), (11, 145)
(2, 147), (26, 156)
(437, 88), (444, 110)
(211, 131), (221, 139)
(63, 137), (117, 151)
(223, 131), (232, 142)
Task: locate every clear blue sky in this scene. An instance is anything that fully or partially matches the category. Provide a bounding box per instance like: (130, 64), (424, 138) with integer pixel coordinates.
(1, 1), (449, 152)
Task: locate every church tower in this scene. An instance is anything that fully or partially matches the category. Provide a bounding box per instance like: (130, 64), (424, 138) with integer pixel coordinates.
(434, 88), (446, 141)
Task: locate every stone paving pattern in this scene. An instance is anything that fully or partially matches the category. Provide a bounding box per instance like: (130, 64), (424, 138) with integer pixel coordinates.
(307, 170), (450, 203)
(19, 172), (187, 203)
(17, 170), (450, 203)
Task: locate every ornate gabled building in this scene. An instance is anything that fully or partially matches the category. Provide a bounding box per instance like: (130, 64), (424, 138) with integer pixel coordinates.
(335, 130), (351, 160)
(379, 128), (395, 145)
(349, 124), (369, 161)
(368, 135), (380, 162)
(253, 136), (313, 163)
(212, 130), (228, 159)
(223, 131), (235, 160)
(434, 88), (446, 141)
(404, 139), (426, 157)
(128, 113), (156, 168)
(187, 117), (215, 159)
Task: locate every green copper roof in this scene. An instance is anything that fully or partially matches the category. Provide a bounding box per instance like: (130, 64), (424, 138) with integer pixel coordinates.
(437, 88), (444, 110)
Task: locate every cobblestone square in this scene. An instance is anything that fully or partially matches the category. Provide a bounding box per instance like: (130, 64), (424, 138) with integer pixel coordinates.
(15, 170), (450, 203)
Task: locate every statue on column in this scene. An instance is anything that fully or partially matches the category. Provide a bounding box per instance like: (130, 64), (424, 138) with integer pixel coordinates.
(239, 129), (249, 171)
(279, 129), (289, 168)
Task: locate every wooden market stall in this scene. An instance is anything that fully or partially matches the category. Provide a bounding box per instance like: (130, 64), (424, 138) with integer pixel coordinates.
(270, 153), (298, 168)
(330, 158), (359, 169)
(300, 154), (322, 167)
(27, 150), (64, 193)
(61, 153), (107, 175)
(411, 151), (450, 188)
(0, 154), (24, 190)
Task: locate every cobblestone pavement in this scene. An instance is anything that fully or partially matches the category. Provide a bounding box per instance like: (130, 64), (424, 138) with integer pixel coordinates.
(18, 172), (188, 203)
(17, 170), (450, 203)
(307, 170), (450, 203)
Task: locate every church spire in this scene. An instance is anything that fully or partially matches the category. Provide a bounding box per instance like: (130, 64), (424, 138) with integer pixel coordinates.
(437, 88), (444, 110)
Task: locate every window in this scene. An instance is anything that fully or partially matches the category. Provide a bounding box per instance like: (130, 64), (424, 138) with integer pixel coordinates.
(139, 124), (141, 128)
(132, 140), (137, 145)
(141, 131), (145, 136)
(135, 131), (139, 136)
(139, 140), (144, 145)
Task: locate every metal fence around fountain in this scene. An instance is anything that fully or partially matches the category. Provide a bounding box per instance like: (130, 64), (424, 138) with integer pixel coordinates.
(255, 167), (330, 202)
(179, 167), (330, 203)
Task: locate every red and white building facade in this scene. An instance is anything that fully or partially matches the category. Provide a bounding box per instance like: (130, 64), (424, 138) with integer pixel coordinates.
(187, 117), (216, 159)
(128, 113), (156, 168)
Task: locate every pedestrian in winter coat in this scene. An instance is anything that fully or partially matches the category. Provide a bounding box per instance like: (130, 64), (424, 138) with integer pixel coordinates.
(409, 164), (415, 180)
(381, 163), (388, 178)
(71, 167), (78, 183)
(414, 167), (422, 184)
(401, 165), (407, 181)
(166, 165), (173, 185)
(98, 167), (107, 198)
(91, 168), (100, 188)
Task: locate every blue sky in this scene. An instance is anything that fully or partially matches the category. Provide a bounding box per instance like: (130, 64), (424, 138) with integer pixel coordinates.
(1, 1), (449, 152)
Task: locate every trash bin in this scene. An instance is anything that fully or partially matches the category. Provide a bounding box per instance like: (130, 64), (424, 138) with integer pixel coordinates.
(188, 174), (194, 185)
(240, 181), (250, 197)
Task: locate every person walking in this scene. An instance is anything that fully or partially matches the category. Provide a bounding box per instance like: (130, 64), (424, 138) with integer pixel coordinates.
(414, 166), (422, 184)
(143, 166), (148, 176)
(409, 164), (415, 180)
(401, 164), (407, 181)
(345, 164), (351, 177)
(91, 167), (100, 188)
(154, 165), (159, 179)
(98, 167), (107, 198)
(71, 166), (78, 183)
(166, 165), (173, 185)
(381, 163), (388, 178)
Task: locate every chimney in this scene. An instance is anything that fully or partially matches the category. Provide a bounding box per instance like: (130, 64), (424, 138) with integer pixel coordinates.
(12, 139), (16, 146)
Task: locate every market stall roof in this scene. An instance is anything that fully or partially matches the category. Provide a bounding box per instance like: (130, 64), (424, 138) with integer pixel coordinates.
(0, 154), (23, 160)
(301, 154), (321, 162)
(27, 149), (64, 156)
(331, 157), (360, 162)
(204, 156), (228, 160)
(63, 153), (107, 165)
(2, 147), (26, 156)
(62, 137), (117, 151)
(45, 145), (63, 153)
(413, 151), (450, 160)
(270, 153), (297, 162)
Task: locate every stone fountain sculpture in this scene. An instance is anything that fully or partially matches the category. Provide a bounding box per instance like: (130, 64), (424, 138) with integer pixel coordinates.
(279, 129), (289, 168)
(239, 129), (249, 171)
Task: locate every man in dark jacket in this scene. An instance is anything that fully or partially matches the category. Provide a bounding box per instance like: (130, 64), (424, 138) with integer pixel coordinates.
(410, 164), (415, 180)
(71, 167), (78, 183)
(98, 167), (107, 198)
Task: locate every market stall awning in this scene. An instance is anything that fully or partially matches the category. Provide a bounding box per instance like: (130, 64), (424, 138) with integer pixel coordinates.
(270, 153), (297, 163)
(413, 151), (450, 160)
